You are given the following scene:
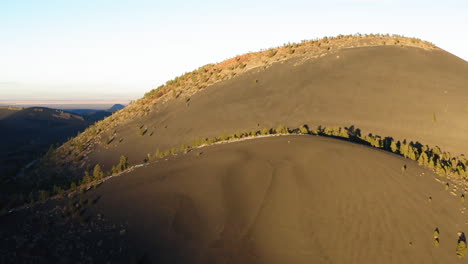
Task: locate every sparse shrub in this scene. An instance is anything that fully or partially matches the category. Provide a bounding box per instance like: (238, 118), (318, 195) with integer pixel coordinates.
(77, 143), (84, 152)
(401, 165), (407, 173)
(52, 185), (64, 197)
(193, 137), (203, 146)
(234, 131), (243, 138)
(38, 190), (49, 201)
(200, 76), (209, 83)
(219, 132), (229, 141)
(267, 49), (277, 58)
(180, 144), (189, 153)
(139, 127), (147, 136)
(206, 137), (217, 144)
(72, 153), (81, 162)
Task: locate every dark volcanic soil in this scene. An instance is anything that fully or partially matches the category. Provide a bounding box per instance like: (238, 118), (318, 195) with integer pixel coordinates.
(82, 136), (468, 263)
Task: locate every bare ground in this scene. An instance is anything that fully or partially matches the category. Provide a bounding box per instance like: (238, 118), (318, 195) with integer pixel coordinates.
(81, 135), (468, 263)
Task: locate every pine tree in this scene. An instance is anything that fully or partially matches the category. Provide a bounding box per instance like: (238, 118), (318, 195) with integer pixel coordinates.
(418, 152), (429, 166)
(93, 164), (104, 181)
(118, 155), (129, 171)
(390, 141), (399, 153)
(82, 171), (91, 184)
(299, 125), (309, 135)
(400, 143), (409, 158)
(275, 124), (289, 134)
(457, 241), (467, 258)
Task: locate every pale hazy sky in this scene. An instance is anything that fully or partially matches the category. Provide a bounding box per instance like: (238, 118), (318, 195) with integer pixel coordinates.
(1, 0), (467, 102)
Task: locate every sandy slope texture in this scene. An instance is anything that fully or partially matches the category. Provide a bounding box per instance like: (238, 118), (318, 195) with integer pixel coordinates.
(89, 45), (468, 171)
(85, 136), (468, 263)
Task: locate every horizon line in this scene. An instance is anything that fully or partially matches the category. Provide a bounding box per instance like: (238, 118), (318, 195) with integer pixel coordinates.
(0, 99), (131, 105)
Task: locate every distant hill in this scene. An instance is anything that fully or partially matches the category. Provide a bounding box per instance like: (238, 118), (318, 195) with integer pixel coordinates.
(0, 107), (98, 198)
(107, 104), (125, 112)
(66, 104), (125, 122)
(67, 109), (113, 122)
(0, 106), (24, 120)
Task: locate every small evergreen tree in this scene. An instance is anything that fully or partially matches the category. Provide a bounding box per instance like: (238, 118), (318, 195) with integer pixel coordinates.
(93, 164), (104, 181)
(299, 125), (309, 134)
(261, 128), (271, 135)
(418, 152), (429, 166)
(433, 238), (439, 247)
(118, 155), (129, 171)
(275, 124), (289, 134)
(82, 171), (92, 184)
(457, 241), (467, 258)
(390, 141), (399, 153)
